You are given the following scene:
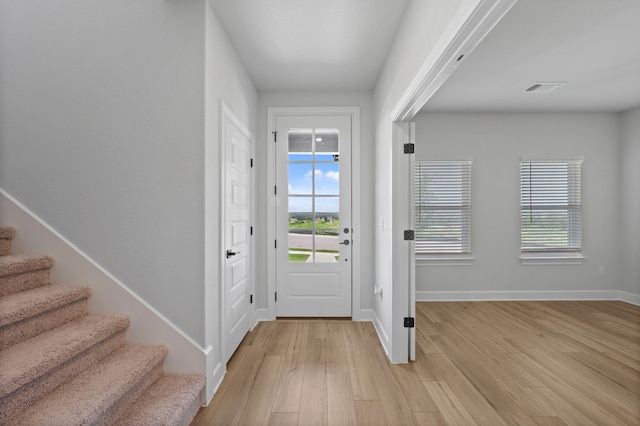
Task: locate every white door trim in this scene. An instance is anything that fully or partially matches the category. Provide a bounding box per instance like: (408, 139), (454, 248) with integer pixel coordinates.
(267, 106), (361, 320)
(391, 0), (518, 122)
(220, 101), (257, 363)
(406, 122), (416, 362)
(387, 0), (518, 363)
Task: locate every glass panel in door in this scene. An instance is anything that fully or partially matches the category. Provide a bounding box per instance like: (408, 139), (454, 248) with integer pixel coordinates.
(288, 128), (340, 263)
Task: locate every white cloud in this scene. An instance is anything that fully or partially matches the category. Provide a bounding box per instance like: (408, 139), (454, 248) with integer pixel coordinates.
(325, 170), (339, 182)
(304, 169), (324, 178)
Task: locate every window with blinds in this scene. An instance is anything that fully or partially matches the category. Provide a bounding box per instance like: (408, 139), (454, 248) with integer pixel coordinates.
(415, 161), (471, 255)
(520, 161), (582, 253)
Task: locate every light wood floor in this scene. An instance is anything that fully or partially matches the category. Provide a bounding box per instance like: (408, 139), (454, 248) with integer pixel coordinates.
(192, 301), (640, 425)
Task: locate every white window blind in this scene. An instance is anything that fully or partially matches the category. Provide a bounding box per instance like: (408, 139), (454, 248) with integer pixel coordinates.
(415, 161), (471, 254)
(520, 161), (582, 253)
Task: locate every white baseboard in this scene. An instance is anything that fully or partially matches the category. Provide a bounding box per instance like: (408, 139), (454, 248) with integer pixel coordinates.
(204, 357), (225, 405)
(356, 308), (375, 322)
(417, 290), (623, 302)
(361, 308), (389, 357)
(256, 308), (270, 322)
(620, 291), (640, 306)
(0, 189), (208, 378)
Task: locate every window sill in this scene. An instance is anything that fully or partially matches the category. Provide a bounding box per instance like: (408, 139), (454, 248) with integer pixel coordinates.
(417, 255), (475, 266)
(519, 253), (586, 265)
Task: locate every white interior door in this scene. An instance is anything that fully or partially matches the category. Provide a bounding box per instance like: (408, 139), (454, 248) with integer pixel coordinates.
(223, 108), (253, 362)
(275, 115), (352, 317)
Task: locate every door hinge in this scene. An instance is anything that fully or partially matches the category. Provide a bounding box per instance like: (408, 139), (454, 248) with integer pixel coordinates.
(250, 226), (253, 236)
(273, 131), (278, 142)
(404, 143), (415, 154)
(275, 240), (277, 249)
(275, 292), (278, 302)
(250, 158), (254, 168)
(404, 317), (415, 328)
(250, 294), (253, 304)
(274, 185), (277, 195)
(404, 230), (415, 240)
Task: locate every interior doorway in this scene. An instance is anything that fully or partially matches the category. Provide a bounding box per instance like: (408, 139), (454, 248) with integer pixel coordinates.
(387, 0), (518, 363)
(221, 103), (256, 362)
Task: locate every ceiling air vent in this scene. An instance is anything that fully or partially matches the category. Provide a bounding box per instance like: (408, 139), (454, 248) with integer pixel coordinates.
(523, 82), (566, 93)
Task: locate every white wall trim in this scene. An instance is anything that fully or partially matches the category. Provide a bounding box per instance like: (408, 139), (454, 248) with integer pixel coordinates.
(417, 256), (475, 266)
(356, 309), (375, 322)
(391, 0), (518, 121)
(256, 308), (271, 322)
(620, 291), (640, 306)
(266, 106), (362, 320)
(364, 308), (390, 357)
(519, 254), (587, 265)
(416, 290), (624, 302)
(0, 188), (208, 375)
(384, 0), (519, 366)
(389, 122), (412, 363)
(205, 359), (225, 405)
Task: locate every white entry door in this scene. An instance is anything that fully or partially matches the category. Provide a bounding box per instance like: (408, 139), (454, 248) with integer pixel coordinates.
(275, 115), (352, 317)
(223, 107), (254, 362)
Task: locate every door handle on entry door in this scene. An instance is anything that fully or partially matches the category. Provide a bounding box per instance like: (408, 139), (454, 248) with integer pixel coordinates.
(339, 239), (350, 246)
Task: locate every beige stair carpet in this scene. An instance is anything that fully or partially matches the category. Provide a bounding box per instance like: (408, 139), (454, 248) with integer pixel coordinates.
(0, 226), (205, 425)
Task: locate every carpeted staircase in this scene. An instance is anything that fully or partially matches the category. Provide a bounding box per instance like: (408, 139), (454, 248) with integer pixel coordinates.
(0, 226), (204, 425)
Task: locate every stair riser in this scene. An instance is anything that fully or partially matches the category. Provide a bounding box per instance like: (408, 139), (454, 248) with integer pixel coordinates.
(94, 363), (165, 426)
(183, 391), (203, 426)
(0, 239), (11, 256)
(112, 374), (204, 426)
(113, 375), (206, 426)
(0, 225), (204, 426)
(0, 331), (126, 424)
(0, 300), (88, 350)
(0, 270), (50, 296)
(0, 227), (16, 240)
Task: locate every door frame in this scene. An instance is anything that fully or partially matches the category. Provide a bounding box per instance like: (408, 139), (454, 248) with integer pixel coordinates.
(220, 101), (257, 362)
(266, 106), (361, 320)
(386, 0), (518, 363)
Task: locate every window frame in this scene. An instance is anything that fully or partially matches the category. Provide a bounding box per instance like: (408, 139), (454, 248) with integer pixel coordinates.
(414, 160), (473, 265)
(519, 159), (585, 265)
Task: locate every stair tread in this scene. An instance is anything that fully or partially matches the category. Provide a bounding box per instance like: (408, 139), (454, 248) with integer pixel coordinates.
(0, 227), (202, 426)
(0, 227), (16, 239)
(0, 314), (130, 398)
(5, 344), (168, 426)
(0, 254), (54, 278)
(114, 373), (205, 426)
(0, 284), (92, 327)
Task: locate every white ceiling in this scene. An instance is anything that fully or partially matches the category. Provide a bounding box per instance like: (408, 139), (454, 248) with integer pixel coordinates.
(210, 0), (640, 111)
(209, 0), (410, 91)
(423, 0), (640, 113)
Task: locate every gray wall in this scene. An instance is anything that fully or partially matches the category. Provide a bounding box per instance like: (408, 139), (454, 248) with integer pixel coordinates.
(619, 107), (640, 295)
(204, 1), (259, 360)
(414, 112), (623, 297)
(372, 0), (466, 350)
(0, 0), (258, 347)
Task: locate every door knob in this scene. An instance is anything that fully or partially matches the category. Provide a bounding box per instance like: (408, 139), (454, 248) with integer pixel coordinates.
(226, 249), (239, 258)
(339, 239), (350, 246)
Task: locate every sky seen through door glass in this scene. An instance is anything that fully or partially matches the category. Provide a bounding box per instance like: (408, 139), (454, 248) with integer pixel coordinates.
(288, 155), (339, 212)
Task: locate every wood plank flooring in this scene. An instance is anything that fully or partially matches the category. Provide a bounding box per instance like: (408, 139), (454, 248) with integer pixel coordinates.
(192, 301), (640, 425)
